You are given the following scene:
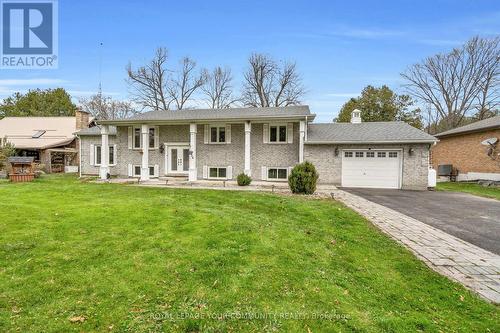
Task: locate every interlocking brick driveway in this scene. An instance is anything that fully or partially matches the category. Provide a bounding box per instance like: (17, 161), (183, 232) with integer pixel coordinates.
(332, 189), (500, 304)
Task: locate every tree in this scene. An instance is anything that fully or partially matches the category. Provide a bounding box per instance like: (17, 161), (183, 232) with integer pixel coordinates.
(167, 57), (206, 110)
(242, 53), (305, 107)
(336, 85), (423, 128)
(401, 36), (500, 131)
(0, 141), (16, 170)
(202, 66), (238, 109)
(0, 88), (76, 118)
(79, 93), (138, 120)
(127, 47), (170, 111)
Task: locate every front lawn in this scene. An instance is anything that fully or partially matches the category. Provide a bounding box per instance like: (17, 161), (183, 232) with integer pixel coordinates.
(437, 181), (500, 200)
(0, 175), (498, 332)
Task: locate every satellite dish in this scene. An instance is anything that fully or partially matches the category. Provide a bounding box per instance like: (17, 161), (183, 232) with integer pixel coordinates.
(481, 137), (498, 146)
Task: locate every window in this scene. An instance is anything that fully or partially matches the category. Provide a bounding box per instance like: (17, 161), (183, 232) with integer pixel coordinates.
(269, 125), (287, 143)
(210, 126), (226, 143)
(344, 151), (353, 158)
(355, 152), (364, 158)
(134, 166), (141, 176)
(133, 165), (156, 177)
(209, 167), (227, 179)
(94, 145), (115, 166)
(377, 152), (386, 158)
(389, 152), (398, 158)
(366, 151), (375, 157)
(149, 127), (155, 148)
(268, 168), (288, 180)
(95, 145), (102, 165)
(133, 127), (141, 148)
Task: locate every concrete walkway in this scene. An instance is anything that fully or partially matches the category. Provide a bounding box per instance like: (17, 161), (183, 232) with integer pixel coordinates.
(332, 189), (500, 304)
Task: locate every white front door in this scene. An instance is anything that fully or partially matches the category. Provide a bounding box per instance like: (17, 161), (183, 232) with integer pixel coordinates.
(341, 150), (402, 189)
(167, 146), (190, 174)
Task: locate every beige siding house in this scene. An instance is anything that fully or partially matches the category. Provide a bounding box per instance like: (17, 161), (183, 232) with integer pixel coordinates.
(77, 106), (436, 190)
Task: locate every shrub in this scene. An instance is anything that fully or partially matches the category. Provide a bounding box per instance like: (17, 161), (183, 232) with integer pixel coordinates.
(237, 173), (252, 186)
(288, 161), (319, 194)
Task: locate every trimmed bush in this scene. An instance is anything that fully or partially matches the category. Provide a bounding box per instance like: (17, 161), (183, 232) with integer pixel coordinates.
(237, 173), (252, 186)
(288, 161), (319, 194)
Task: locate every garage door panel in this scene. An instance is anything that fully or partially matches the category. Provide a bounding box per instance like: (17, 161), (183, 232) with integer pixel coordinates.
(341, 150), (401, 189)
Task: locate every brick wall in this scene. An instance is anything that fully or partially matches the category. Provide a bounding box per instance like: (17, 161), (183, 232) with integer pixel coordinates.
(81, 123), (299, 181)
(431, 129), (500, 174)
(304, 143), (430, 190)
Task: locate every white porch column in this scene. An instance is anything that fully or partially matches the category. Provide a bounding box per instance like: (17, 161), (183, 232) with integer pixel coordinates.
(244, 121), (251, 176)
(299, 120), (305, 163)
(140, 124), (150, 181)
(189, 123), (197, 181)
(99, 125), (110, 180)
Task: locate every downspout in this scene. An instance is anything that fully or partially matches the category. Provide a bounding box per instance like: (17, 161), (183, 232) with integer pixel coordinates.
(77, 134), (82, 178)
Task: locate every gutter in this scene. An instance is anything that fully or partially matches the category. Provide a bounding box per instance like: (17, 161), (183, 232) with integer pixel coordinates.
(97, 114), (316, 126)
(304, 139), (438, 145)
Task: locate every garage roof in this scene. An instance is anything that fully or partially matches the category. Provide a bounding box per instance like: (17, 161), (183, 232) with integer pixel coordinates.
(306, 122), (437, 144)
(435, 115), (500, 138)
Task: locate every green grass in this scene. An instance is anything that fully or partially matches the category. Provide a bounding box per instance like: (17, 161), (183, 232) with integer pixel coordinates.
(437, 181), (500, 200)
(0, 175), (498, 332)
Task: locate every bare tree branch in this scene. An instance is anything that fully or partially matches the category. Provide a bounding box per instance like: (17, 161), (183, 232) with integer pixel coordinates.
(79, 93), (138, 120)
(127, 47), (170, 111)
(201, 66), (238, 109)
(242, 53), (305, 107)
(401, 36), (500, 131)
(167, 57), (206, 110)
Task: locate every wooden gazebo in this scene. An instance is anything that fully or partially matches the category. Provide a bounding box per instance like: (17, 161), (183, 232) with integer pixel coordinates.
(8, 156), (35, 182)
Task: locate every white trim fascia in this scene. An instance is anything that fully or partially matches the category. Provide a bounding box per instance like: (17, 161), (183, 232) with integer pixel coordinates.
(304, 140), (437, 145)
(98, 115), (314, 126)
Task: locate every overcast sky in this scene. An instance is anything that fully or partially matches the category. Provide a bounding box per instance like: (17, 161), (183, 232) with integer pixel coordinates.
(1, 0), (499, 122)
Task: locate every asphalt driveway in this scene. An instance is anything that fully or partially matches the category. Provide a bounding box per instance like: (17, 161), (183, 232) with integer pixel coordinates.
(342, 188), (500, 255)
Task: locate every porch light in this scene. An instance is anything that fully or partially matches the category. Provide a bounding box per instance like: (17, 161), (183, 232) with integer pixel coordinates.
(409, 147), (415, 156)
(159, 143), (165, 154)
(334, 147), (339, 157)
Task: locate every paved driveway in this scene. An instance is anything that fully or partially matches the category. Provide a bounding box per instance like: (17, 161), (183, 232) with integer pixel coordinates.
(342, 188), (500, 255)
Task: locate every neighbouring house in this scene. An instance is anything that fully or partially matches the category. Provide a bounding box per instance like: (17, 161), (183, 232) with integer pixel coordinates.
(432, 115), (500, 181)
(0, 109), (92, 173)
(76, 106), (437, 190)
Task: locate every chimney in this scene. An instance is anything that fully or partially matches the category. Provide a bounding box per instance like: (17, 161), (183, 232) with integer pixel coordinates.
(351, 109), (362, 124)
(75, 108), (90, 130)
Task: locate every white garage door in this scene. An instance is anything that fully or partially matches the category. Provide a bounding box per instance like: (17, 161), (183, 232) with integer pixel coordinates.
(341, 150), (402, 189)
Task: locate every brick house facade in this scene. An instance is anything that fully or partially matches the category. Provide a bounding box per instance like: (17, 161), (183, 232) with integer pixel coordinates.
(432, 116), (500, 181)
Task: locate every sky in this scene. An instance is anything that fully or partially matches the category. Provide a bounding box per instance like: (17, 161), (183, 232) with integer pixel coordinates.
(0, 0), (499, 122)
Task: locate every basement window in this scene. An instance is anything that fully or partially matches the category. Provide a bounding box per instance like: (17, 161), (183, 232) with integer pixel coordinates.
(209, 167), (227, 179)
(268, 168), (288, 180)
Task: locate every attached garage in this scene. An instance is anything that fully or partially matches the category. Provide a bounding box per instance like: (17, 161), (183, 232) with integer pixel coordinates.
(303, 112), (437, 190)
(341, 150), (402, 189)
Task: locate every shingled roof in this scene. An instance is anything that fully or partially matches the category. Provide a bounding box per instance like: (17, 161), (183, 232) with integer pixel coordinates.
(435, 115), (500, 138)
(98, 106), (313, 124)
(306, 122), (437, 144)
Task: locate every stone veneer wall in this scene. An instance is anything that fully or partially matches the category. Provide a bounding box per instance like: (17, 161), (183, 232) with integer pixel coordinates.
(304, 143), (430, 190)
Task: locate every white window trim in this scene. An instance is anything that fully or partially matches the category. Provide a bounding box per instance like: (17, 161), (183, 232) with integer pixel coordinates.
(207, 166), (228, 180)
(268, 123), (288, 144)
(94, 144), (116, 166)
(131, 126), (159, 150)
(132, 164), (159, 178)
(266, 167), (289, 181)
(208, 124), (228, 144)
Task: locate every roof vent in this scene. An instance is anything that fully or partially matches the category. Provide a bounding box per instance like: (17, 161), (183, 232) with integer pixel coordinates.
(351, 109), (362, 124)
